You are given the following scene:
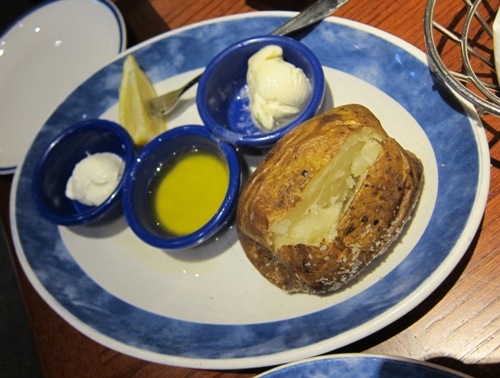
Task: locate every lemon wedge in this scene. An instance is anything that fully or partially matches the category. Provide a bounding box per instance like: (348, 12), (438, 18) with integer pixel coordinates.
(119, 55), (166, 147)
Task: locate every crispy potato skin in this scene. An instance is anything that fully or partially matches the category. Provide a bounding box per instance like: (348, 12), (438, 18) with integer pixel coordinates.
(236, 104), (423, 294)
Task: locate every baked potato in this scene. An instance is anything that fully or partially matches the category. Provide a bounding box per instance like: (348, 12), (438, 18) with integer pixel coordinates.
(236, 104), (423, 294)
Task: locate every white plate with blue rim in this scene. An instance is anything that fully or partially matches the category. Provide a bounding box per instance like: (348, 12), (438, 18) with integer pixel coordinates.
(257, 354), (472, 377)
(10, 12), (490, 370)
(0, 0), (126, 175)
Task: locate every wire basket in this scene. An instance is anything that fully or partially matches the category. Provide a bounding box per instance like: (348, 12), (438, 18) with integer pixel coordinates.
(424, 0), (500, 116)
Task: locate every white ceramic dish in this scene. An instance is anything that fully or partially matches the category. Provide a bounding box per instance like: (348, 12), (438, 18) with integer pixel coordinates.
(257, 354), (472, 377)
(11, 13), (490, 370)
(0, 0), (126, 175)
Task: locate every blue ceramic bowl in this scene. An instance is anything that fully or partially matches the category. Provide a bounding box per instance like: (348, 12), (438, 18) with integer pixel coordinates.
(32, 119), (135, 226)
(122, 125), (241, 250)
(197, 35), (325, 149)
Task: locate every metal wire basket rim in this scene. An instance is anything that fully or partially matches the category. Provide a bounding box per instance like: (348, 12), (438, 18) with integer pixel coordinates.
(461, 0), (500, 104)
(424, 0), (500, 116)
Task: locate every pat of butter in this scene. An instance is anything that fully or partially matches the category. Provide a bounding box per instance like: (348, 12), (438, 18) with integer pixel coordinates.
(247, 45), (312, 130)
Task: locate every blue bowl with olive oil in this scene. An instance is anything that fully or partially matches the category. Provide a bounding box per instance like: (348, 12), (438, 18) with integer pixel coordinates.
(122, 125), (241, 250)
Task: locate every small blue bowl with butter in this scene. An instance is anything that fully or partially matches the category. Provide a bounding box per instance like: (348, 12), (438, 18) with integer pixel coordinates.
(32, 119), (135, 226)
(197, 35), (325, 149)
(122, 125), (241, 250)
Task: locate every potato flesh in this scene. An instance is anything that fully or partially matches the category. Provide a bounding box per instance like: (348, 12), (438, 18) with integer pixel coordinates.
(270, 127), (384, 248)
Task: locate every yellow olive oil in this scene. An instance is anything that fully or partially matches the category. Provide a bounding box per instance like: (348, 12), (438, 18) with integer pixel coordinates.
(152, 149), (229, 236)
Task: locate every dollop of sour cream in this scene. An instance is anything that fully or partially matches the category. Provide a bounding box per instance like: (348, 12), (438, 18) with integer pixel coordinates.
(65, 152), (125, 206)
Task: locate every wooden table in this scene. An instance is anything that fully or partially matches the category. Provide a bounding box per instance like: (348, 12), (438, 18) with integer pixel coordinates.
(0, 0), (498, 377)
